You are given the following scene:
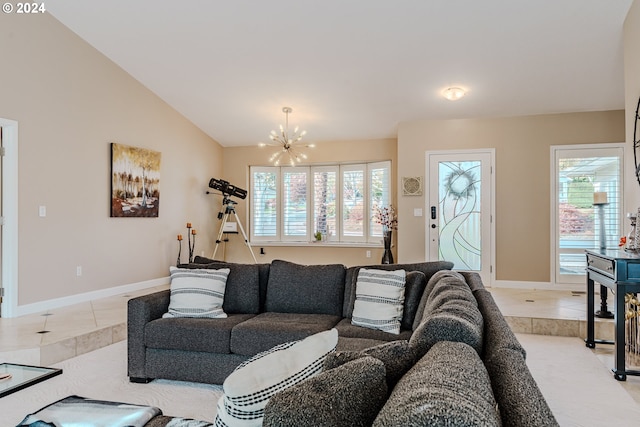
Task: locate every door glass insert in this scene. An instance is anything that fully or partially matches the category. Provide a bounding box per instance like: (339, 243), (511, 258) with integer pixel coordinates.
(437, 161), (482, 270)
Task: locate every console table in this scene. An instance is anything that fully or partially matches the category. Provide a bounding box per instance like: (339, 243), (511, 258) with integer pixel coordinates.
(585, 249), (640, 381)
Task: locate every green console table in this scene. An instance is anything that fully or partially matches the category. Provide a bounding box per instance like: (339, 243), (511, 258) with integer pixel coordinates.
(585, 249), (640, 381)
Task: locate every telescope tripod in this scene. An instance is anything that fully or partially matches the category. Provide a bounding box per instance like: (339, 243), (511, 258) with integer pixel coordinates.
(212, 196), (257, 263)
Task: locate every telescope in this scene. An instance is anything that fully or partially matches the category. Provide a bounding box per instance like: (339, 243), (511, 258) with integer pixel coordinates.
(208, 178), (256, 263)
(209, 178), (247, 200)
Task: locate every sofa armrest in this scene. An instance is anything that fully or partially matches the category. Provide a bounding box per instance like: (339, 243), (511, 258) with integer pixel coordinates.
(127, 290), (170, 381)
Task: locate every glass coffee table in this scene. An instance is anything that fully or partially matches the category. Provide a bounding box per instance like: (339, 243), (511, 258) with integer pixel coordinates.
(0, 363), (62, 398)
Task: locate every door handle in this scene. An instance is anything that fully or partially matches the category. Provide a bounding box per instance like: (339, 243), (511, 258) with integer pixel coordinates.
(431, 206), (436, 220)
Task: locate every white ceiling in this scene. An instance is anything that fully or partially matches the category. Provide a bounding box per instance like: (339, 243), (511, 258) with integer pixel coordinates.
(47, 0), (634, 147)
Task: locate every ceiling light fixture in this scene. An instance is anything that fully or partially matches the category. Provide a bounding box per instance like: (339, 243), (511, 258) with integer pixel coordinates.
(442, 87), (466, 101)
(259, 107), (314, 166)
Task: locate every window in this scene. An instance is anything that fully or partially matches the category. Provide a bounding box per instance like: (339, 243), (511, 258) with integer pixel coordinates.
(552, 144), (623, 285)
(250, 161), (391, 243)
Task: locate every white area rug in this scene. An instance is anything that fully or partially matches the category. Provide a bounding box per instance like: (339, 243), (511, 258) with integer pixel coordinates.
(1, 341), (222, 426)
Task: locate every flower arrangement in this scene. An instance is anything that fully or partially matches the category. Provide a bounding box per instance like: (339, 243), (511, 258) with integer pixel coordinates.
(373, 204), (398, 232)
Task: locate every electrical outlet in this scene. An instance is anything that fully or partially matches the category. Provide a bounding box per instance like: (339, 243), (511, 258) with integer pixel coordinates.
(76, 266), (82, 276)
(366, 250), (371, 258)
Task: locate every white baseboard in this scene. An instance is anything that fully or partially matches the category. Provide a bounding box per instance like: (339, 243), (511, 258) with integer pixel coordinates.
(492, 279), (585, 292)
(14, 277), (170, 317)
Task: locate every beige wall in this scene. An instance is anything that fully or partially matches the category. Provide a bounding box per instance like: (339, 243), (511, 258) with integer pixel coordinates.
(220, 139), (397, 265)
(0, 13), (223, 307)
(397, 111), (625, 282)
(624, 0), (640, 210)
(2, 4), (636, 312)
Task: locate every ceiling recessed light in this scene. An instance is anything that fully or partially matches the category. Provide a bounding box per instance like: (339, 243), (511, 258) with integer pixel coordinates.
(442, 87), (466, 101)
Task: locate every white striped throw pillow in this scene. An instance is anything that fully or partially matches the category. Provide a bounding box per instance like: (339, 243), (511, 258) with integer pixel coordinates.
(162, 266), (230, 318)
(351, 268), (406, 334)
(214, 328), (338, 427)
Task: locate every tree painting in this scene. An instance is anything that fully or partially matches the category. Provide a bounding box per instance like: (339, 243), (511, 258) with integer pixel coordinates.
(110, 143), (161, 217)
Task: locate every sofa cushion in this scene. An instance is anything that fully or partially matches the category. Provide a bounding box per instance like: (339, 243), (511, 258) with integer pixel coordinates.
(163, 266), (230, 318)
(324, 340), (416, 388)
(263, 356), (387, 427)
(343, 261), (454, 319)
(373, 341), (501, 427)
(336, 337), (387, 352)
(484, 347), (558, 427)
(411, 270), (473, 329)
(460, 271), (486, 292)
(351, 268), (406, 334)
(264, 260), (346, 316)
(424, 277), (476, 313)
(177, 261), (261, 314)
(401, 271), (427, 330)
(409, 298), (484, 359)
(474, 289), (527, 359)
(230, 312), (342, 356)
(145, 314), (255, 354)
(215, 329), (338, 427)
(335, 318), (412, 342)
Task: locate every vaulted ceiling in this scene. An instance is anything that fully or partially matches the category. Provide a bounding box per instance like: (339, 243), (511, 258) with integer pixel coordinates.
(48, 0), (634, 146)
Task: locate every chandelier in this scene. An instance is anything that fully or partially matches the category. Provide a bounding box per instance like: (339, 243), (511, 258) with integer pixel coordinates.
(259, 107), (314, 166)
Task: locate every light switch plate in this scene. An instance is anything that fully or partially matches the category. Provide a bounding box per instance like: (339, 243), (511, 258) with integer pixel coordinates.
(414, 208), (423, 217)
(39, 206), (46, 217)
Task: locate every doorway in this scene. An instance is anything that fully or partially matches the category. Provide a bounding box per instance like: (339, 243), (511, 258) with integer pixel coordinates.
(0, 118), (18, 318)
(426, 150), (495, 284)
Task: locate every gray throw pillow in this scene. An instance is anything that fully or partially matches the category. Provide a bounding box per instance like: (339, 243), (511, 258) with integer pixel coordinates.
(373, 341), (501, 427)
(401, 271), (427, 330)
(265, 260), (346, 316)
(263, 356), (388, 427)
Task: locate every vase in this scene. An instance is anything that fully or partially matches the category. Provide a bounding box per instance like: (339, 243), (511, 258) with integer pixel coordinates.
(381, 230), (394, 264)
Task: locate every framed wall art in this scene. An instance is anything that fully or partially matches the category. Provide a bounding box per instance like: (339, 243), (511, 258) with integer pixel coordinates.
(110, 142), (161, 217)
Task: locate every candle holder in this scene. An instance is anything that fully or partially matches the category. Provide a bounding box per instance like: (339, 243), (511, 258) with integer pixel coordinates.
(177, 235), (183, 265)
(189, 229), (197, 263)
(183, 223), (197, 263)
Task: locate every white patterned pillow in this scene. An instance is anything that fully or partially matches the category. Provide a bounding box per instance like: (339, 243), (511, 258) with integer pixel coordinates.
(214, 328), (338, 427)
(351, 268), (406, 334)
(163, 266), (230, 318)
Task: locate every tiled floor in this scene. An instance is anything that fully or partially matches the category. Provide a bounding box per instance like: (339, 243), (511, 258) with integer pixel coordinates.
(0, 284), (169, 366)
(490, 287), (616, 340)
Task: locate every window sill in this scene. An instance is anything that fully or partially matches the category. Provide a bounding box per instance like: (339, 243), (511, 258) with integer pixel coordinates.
(250, 241), (383, 248)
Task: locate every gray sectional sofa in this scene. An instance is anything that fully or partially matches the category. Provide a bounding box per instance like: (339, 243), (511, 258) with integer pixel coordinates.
(128, 257), (558, 426)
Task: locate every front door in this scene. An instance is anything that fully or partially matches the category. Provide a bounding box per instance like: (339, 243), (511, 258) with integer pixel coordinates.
(426, 150), (494, 284)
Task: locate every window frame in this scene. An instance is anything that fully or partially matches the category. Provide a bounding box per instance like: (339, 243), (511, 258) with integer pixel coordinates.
(250, 166), (280, 242)
(249, 161), (392, 245)
(550, 143), (624, 286)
